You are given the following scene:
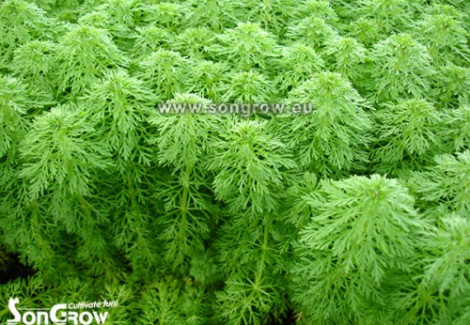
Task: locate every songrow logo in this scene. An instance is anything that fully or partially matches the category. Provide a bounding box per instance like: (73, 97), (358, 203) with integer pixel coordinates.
(6, 297), (118, 325)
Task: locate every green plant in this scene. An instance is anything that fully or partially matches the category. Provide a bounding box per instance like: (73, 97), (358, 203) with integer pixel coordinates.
(411, 151), (470, 217)
(212, 22), (278, 71)
(368, 34), (435, 102)
(282, 71), (372, 174)
(0, 1), (469, 324)
(372, 99), (445, 175)
(291, 174), (425, 324)
(54, 24), (126, 96)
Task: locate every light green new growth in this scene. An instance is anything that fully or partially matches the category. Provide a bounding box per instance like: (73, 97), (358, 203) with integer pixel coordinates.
(0, 0), (469, 324)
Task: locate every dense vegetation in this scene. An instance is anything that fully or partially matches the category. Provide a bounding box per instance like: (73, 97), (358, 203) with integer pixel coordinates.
(0, 0), (469, 324)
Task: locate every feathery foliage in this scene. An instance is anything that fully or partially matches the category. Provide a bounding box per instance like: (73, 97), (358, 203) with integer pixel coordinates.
(0, 0), (469, 324)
